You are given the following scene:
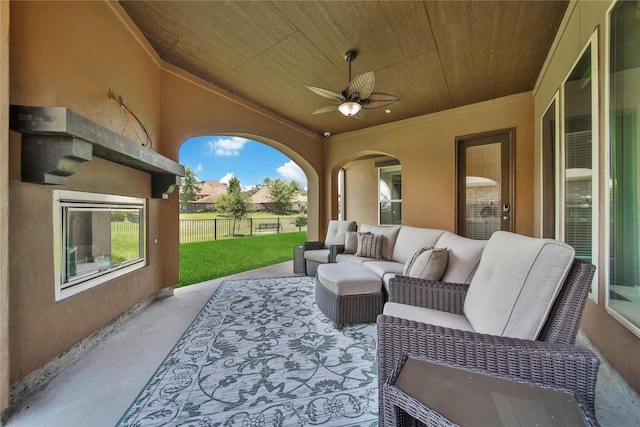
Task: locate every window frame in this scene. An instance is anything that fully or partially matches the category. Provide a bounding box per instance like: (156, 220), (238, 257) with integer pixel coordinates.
(378, 165), (402, 225)
(559, 29), (599, 301)
(604, 0), (640, 338)
(53, 190), (147, 301)
(539, 91), (560, 239)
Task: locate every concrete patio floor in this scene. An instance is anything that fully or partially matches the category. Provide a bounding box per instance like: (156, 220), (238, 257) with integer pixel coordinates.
(5, 261), (640, 426)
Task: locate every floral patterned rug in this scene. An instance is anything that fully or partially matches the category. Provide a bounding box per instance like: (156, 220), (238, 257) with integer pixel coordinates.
(117, 276), (379, 427)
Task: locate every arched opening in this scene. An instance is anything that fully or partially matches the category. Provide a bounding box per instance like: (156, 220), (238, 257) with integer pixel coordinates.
(330, 152), (402, 227)
(176, 133), (316, 287)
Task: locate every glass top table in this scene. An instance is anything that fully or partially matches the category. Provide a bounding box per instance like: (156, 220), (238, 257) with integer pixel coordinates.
(384, 354), (597, 427)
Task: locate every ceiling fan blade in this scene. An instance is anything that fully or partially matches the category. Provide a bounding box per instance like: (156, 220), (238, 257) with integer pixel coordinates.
(349, 109), (366, 120)
(312, 105), (339, 115)
(360, 92), (401, 109)
(306, 86), (345, 102)
(345, 71), (375, 101)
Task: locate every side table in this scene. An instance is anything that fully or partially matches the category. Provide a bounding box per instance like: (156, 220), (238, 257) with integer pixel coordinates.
(383, 353), (599, 427)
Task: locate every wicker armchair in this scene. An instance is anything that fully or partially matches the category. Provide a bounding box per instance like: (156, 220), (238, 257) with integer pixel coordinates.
(293, 220), (356, 276)
(377, 259), (600, 427)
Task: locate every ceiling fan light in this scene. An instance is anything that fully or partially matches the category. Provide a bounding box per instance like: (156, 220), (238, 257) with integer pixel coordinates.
(338, 101), (362, 116)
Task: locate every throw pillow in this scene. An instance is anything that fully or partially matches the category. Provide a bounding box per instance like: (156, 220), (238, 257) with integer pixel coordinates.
(408, 248), (449, 280)
(344, 230), (364, 254)
(355, 232), (384, 259)
(402, 247), (432, 276)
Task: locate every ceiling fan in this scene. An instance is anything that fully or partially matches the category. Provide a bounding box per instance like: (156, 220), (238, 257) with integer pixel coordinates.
(306, 51), (401, 120)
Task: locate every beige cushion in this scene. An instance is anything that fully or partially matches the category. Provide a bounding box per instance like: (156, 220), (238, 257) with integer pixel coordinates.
(317, 263), (382, 296)
(355, 233), (384, 259)
(436, 231), (487, 284)
(402, 247), (431, 276)
(343, 230), (361, 254)
(392, 226), (446, 263)
(303, 249), (330, 263)
(335, 253), (371, 264)
(359, 224), (401, 260)
(464, 231), (575, 340)
(407, 248), (448, 280)
(323, 220), (357, 248)
(363, 260), (404, 278)
(384, 302), (475, 332)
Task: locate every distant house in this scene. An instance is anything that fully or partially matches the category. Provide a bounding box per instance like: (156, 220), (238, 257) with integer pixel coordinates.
(181, 180), (228, 212)
(249, 187), (307, 212)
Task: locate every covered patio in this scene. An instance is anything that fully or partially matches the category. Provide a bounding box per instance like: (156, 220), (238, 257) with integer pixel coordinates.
(4, 262), (639, 426)
(1, 0), (640, 425)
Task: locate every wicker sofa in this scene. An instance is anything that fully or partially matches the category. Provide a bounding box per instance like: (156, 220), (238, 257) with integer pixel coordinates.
(296, 223), (487, 293)
(377, 231), (600, 426)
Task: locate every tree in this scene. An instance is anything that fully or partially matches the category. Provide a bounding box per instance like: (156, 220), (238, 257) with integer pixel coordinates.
(267, 178), (303, 214)
(180, 166), (202, 212)
(216, 176), (250, 236)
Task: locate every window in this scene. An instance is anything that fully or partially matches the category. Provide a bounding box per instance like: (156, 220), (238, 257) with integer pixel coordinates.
(606, 0), (640, 336)
(560, 30), (599, 298)
(378, 165), (401, 225)
(54, 190), (146, 300)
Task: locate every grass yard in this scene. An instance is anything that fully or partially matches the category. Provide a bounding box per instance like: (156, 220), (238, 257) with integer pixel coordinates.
(178, 231), (307, 288)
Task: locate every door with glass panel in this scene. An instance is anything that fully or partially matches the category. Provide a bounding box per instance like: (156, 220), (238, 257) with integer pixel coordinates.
(457, 129), (514, 239)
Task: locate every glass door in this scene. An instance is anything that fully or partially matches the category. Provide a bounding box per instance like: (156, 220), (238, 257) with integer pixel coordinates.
(457, 129), (514, 239)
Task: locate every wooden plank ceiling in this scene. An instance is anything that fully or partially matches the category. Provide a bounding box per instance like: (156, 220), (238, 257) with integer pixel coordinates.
(119, 1), (568, 136)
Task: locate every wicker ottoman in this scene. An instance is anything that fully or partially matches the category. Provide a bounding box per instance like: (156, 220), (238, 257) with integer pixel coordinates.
(315, 263), (384, 329)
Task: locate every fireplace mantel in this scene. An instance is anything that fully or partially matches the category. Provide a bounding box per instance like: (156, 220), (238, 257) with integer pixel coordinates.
(9, 105), (184, 199)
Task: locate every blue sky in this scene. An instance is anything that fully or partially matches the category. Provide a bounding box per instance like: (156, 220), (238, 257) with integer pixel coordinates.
(179, 136), (306, 189)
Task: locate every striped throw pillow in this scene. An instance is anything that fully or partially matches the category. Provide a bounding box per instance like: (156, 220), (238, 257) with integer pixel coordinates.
(355, 232), (384, 259)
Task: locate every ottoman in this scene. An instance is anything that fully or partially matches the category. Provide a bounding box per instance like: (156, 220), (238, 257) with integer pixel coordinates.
(315, 263), (384, 329)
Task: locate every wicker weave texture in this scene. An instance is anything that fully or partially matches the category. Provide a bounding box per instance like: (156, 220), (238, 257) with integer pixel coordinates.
(383, 354), (600, 427)
(315, 278), (384, 329)
(377, 260), (600, 427)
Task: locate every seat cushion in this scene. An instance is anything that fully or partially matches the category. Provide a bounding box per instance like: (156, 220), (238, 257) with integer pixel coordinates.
(363, 260), (404, 278)
(359, 224), (401, 260)
(303, 248), (330, 263)
(317, 263), (382, 296)
(392, 226), (445, 264)
(464, 231), (575, 340)
(324, 220), (357, 248)
(383, 302), (475, 332)
(335, 253), (372, 264)
(436, 231), (487, 284)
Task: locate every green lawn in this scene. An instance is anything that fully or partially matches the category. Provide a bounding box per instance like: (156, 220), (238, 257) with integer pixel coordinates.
(178, 231), (307, 288)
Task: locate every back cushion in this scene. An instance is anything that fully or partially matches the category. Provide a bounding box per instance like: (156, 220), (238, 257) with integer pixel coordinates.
(324, 220), (357, 248)
(436, 232), (487, 284)
(463, 231), (575, 340)
(392, 226), (445, 263)
(359, 224), (401, 260)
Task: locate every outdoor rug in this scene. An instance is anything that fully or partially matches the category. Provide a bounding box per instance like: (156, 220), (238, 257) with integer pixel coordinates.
(117, 276), (379, 427)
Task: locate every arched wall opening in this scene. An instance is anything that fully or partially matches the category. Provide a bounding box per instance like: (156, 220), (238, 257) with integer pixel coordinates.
(327, 150), (401, 227)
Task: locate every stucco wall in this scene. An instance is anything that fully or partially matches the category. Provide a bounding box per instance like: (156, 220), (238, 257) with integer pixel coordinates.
(5, 0), (325, 394)
(327, 92), (535, 235)
(533, 0), (639, 393)
(7, 1), (167, 384)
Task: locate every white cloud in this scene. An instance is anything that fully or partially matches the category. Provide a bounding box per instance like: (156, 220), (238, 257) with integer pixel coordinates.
(195, 163), (203, 172)
(219, 172), (234, 184)
(207, 136), (248, 156)
(277, 161), (306, 184)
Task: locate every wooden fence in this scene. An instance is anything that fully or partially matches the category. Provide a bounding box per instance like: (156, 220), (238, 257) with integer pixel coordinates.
(179, 217), (306, 243)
